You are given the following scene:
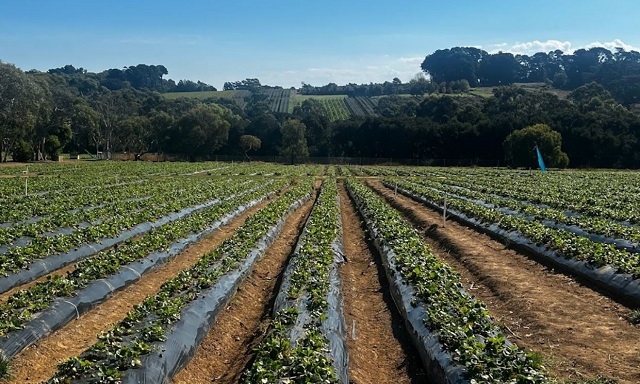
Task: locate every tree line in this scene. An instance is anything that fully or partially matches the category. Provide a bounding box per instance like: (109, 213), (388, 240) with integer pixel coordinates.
(421, 46), (640, 105)
(297, 75), (472, 97)
(2, 55), (640, 168)
(46, 64), (216, 93)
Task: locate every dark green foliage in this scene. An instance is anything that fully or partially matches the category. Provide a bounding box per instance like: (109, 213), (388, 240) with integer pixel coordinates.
(167, 104), (231, 161)
(628, 309), (640, 325)
(421, 47), (486, 87)
(223, 78), (262, 91)
(239, 134), (261, 160)
(279, 119), (309, 164)
(11, 139), (33, 162)
(0, 354), (11, 380)
(245, 113), (281, 155)
(420, 46), (640, 104)
(503, 124), (569, 168)
(172, 79), (216, 92)
(478, 52), (520, 86)
(3, 50), (640, 167)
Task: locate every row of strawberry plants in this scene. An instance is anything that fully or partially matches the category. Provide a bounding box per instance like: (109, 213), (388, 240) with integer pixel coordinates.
(347, 178), (547, 383)
(0, 168), (142, 199)
(45, 178), (314, 383)
(0, 177), (261, 277)
(0, 178), (185, 244)
(423, 168), (640, 225)
(0, 178), (287, 361)
(0, 177), (151, 225)
(0, 181), (286, 344)
(0, 180), (261, 294)
(387, 179), (640, 282)
(1, 164), (321, 229)
(242, 178), (348, 383)
(407, 177), (640, 244)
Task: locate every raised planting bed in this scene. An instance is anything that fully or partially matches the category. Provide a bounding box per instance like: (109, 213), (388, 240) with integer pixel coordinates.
(385, 179), (640, 306)
(45, 179), (314, 383)
(242, 178), (348, 384)
(0, 180), (287, 363)
(347, 178), (547, 384)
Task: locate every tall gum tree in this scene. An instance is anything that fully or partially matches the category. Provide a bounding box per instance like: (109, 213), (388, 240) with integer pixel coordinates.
(279, 119), (308, 164)
(0, 61), (40, 161)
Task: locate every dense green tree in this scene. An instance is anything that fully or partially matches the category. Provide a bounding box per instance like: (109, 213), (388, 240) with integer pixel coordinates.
(169, 104), (231, 161)
(223, 78), (262, 91)
(123, 64), (168, 91)
(293, 99), (331, 156)
(70, 101), (100, 155)
(239, 134), (261, 160)
(244, 93), (271, 119)
(12, 139), (33, 162)
(375, 95), (419, 118)
(148, 111), (174, 154)
(449, 79), (471, 93)
(478, 52), (519, 86)
(421, 47), (486, 86)
(564, 48), (613, 89)
(172, 79), (216, 92)
(503, 124), (569, 168)
(28, 73), (78, 160)
(417, 96), (459, 123)
(245, 114), (281, 155)
(279, 119), (308, 164)
(0, 61), (41, 161)
(120, 116), (152, 160)
(408, 73), (435, 95)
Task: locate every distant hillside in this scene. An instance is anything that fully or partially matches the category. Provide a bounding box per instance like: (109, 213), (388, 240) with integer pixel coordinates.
(162, 89), (380, 120)
(469, 83), (572, 99)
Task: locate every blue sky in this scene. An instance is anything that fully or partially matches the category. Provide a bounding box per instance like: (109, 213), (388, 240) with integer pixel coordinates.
(1, 1), (639, 88)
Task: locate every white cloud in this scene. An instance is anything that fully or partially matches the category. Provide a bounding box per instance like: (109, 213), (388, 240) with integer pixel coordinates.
(492, 39), (640, 56)
(399, 56), (423, 64)
(495, 40), (572, 55)
(258, 55), (425, 87)
(583, 38), (640, 52)
(206, 39), (640, 88)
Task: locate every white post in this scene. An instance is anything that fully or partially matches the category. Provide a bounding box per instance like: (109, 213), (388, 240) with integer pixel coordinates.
(23, 167), (28, 196)
(443, 195), (447, 228)
(351, 319), (357, 340)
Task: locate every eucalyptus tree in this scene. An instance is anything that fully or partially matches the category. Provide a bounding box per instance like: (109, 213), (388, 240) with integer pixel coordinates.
(0, 61), (42, 161)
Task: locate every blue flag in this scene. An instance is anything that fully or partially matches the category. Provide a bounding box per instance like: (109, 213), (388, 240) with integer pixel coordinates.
(536, 146), (547, 172)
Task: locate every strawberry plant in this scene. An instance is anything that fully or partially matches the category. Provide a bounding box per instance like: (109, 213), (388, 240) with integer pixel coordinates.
(346, 177), (547, 383)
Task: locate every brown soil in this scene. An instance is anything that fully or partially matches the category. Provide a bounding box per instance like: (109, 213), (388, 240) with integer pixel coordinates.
(171, 182), (320, 384)
(368, 179), (640, 384)
(0, 162), (30, 168)
(337, 182), (427, 384)
(2, 197), (275, 384)
(1, 231), (157, 302)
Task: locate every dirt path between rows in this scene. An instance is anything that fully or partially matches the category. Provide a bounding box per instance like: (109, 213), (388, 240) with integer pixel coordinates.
(3, 194), (279, 384)
(171, 181), (321, 384)
(368, 179), (640, 384)
(338, 182), (427, 384)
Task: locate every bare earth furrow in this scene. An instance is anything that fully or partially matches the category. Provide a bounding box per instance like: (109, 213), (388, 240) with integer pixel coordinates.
(369, 179), (640, 384)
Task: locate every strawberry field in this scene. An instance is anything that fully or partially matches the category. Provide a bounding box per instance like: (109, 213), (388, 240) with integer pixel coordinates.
(0, 162), (638, 383)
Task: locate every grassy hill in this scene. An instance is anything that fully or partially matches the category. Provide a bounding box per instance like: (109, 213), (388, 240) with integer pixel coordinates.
(161, 83), (568, 121)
